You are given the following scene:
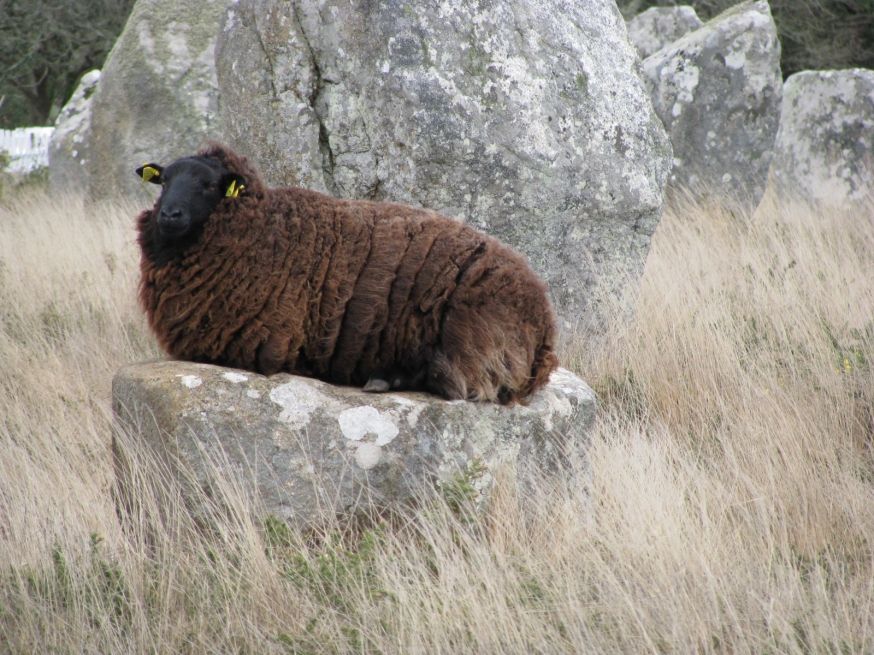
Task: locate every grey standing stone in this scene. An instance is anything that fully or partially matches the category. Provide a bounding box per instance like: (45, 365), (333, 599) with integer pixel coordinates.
(215, 0), (672, 335)
(642, 0), (782, 208)
(86, 0), (227, 200)
(627, 6), (703, 59)
(112, 361), (597, 526)
(49, 70), (101, 193)
(770, 69), (874, 206)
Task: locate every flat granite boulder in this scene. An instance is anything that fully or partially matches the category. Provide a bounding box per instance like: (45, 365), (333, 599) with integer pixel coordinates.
(112, 361), (596, 526)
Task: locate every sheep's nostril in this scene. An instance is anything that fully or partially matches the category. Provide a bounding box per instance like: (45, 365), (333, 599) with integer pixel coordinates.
(158, 208), (188, 236)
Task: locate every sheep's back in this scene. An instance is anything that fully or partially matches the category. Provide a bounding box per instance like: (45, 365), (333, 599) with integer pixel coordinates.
(293, 194), (473, 384)
(290, 193), (551, 390)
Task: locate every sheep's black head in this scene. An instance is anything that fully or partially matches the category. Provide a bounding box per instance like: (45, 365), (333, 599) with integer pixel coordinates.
(135, 156), (246, 240)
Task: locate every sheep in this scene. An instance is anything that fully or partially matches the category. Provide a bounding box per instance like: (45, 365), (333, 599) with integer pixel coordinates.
(134, 143), (559, 404)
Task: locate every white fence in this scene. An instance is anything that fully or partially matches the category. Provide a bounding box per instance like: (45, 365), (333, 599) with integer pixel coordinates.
(0, 127), (54, 173)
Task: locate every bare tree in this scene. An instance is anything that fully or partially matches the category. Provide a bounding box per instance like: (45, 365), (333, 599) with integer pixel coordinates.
(0, 0), (135, 127)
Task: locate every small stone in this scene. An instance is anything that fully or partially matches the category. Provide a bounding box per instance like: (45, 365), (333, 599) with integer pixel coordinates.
(362, 378), (390, 393)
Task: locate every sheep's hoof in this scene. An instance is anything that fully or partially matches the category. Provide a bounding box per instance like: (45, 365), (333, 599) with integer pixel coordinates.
(363, 378), (390, 393)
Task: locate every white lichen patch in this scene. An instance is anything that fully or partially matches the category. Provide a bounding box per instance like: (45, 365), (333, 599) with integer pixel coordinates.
(724, 48), (747, 70)
(179, 375), (202, 389)
(666, 59), (699, 115)
(246, 389), (261, 399)
(548, 368), (595, 401)
(389, 395), (427, 427)
(355, 442), (383, 470)
(269, 380), (332, 429)
(338, 406), (399, 445)
(222, 372), (249, 384)
(540, 392), (574, 432)
(223, 8), (238, 33)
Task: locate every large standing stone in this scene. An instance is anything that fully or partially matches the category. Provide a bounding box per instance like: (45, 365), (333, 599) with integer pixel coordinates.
(86, 0), (226, 200)
(215, 0), (672, 334)
(642, 0), (782, 207)
(769, 69), (874, 206)
(49, 70), (101, 193)
(112, 361), (596, 526)
(627, 6), (703, 59)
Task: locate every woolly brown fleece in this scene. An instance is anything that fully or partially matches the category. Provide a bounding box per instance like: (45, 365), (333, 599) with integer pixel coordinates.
(137, 144), (559, 404)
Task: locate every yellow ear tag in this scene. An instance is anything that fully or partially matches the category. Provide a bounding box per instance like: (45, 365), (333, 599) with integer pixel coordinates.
(141, 165), (160, 182)
(226, 180), (242, 198)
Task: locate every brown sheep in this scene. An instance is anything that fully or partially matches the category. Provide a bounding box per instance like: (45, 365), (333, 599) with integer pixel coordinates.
(134, 143), (558, 404)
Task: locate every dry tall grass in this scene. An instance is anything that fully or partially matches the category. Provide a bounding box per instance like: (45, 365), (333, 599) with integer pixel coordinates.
(0, 189), (872, 654)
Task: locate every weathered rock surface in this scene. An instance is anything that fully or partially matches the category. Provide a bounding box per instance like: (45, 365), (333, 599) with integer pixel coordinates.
(85, 0), (226, 200)
(627, 6), (702, 59)
(49, 70), (100, 192)
(642, 0), (782, 207)
(112, 361), (596, 526)
(769, 69), (874, 206)
(215, 0), (672, 334)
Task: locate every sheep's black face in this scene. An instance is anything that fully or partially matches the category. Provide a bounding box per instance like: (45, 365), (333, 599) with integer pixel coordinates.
(135, 156), (246, 241)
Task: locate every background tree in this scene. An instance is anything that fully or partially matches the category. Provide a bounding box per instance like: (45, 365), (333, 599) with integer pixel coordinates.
(619, 0), (874, 77)
(0, 0), (135, 128)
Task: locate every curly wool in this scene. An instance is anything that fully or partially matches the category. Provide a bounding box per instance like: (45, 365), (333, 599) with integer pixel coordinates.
(137, 144), (558, 404)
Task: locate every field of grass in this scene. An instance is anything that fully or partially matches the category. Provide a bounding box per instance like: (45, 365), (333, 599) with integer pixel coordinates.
(0, 189), (872, 653)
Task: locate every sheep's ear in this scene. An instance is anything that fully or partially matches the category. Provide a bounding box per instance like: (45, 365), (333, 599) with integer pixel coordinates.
(224, 174), (247, 198)
(136, 163), (163, 184)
